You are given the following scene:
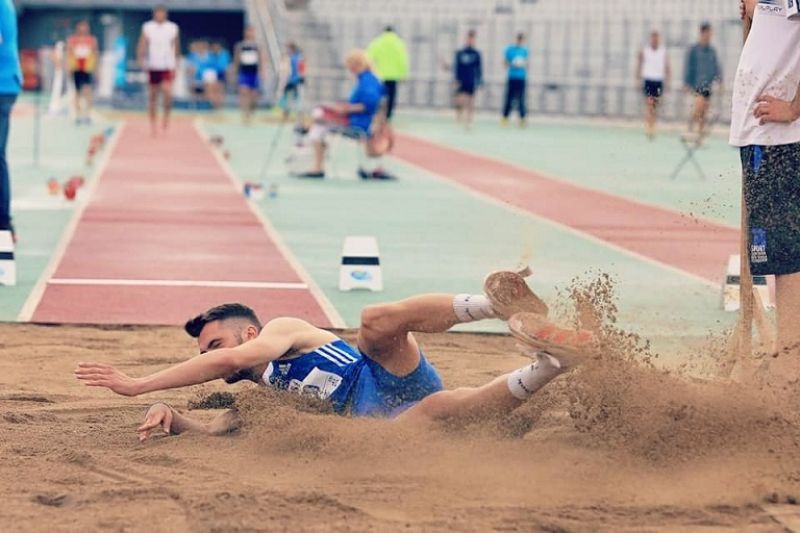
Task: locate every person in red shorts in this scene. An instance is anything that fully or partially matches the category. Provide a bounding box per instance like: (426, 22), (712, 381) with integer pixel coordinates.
(66, 20), (98, 125)
(137, 5), (180, 136)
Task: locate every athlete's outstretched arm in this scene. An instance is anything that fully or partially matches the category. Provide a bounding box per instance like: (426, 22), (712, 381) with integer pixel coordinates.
(137, 403), (240, 442)
(74, 318), (303, 396)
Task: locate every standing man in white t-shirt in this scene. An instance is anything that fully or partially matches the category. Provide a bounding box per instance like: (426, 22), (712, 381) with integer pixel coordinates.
(732, 0), (800, 386)
(137, 5), (180, 135)
(636, 31), (670, 139)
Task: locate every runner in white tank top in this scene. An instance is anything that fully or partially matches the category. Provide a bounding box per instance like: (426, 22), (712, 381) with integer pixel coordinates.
(137, 5), (180, 136)
(636, 31), (671, 139)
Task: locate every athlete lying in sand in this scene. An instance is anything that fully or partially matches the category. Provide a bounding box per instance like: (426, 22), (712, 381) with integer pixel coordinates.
(74, 270), (593, 441)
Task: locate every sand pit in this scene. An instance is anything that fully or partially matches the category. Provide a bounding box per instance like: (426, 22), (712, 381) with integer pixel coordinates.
(1, 322), (799, 532)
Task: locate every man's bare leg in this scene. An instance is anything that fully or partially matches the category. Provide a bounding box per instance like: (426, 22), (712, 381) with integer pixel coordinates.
(357, 272), (548, 376)
(83, 86), (93, 122)
(644, 97), (657, 138)
(464, 94), (475, 130)
(396, 314), (591, 425)
(148, 84), (159, 136)
(311, 139), (325, 174)
(696, 95), (709, 139)
(161, 81), (173, 131)
(769, 272), (800, 384)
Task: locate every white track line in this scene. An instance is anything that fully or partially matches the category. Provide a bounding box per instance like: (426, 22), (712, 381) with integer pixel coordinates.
(48, 278), (308, 290)
(393, 156), (722, 291)
(193, 119), (347, 328)
(17, 123), (127, 322)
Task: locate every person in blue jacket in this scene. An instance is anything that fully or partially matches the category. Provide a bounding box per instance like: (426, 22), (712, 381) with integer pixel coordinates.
(0, 0), (20, 241)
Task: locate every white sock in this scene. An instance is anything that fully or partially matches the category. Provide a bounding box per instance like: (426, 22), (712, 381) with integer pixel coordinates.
(452, 294), (497, 323)
(506, 354), (564, 400)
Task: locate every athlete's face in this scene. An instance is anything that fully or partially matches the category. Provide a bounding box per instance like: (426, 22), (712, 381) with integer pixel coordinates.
(77, 22), (89, 35)
(650, 33), (660, 48)
(244, 28), (255, 41)
(154, 9), (167, 23)
(700, 28), (712, 45)
(196, 320), (260, 383)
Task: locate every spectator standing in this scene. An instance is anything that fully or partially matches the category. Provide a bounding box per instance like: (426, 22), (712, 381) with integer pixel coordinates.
(137, 5), (180, 135)
(453, 30), (482, 130)
(280, 42), (305, 121)
(684, 22), (721, 141)
(636, 30), (670, 139)
(731, 0), (800, 385)
(210, 40), (230, 108)
(502, 33), (529, 127)
(66, 20), (98, 125)
(367, 26), (408, 121)
(0, 0), (20, 241)
(233, 26), (265, 124)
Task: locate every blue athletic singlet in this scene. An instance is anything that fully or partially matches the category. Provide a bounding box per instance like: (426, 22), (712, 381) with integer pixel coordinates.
(261, 339), (444, 417)
(261, 340), (363, 414)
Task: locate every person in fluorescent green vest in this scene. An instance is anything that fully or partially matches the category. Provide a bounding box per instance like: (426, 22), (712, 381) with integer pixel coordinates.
(367, 26), (408, 121)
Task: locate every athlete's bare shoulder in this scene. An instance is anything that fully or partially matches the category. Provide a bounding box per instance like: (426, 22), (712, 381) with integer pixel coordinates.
(260, 317), (339, 354)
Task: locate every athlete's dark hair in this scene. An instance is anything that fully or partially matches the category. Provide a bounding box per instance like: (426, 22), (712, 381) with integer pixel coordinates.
(384, 25), (394, 32)
(467, 29), (476, 39)
(700, 22), (712, 32)
(516, 32), (525, 42)
(184, 303), (262, 338)
(153, 4), (167, 13)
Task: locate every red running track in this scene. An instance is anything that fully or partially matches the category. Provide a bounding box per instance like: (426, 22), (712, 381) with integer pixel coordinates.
(394, 132), (738, 284)
(30, 118), (334, 326)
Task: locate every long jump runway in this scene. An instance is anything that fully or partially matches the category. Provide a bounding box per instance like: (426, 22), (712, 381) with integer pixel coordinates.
(394, 132), (738, 285)
(24, 118), (337, 326)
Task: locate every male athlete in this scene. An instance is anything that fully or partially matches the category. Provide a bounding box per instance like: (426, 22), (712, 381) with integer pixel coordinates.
(137, 5), (180, 135)
(66, 20), (98, 125)
(75, 270), (592, 440)
(637, 30), (671, 140)
(232, 26), (265, 124)
(453, 30), (482, 130)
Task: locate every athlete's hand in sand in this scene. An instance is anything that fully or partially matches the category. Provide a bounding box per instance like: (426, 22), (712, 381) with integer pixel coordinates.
(754, 95), (800, 125)
(137, 403), (173, 442)
(74, 362), (142, 396)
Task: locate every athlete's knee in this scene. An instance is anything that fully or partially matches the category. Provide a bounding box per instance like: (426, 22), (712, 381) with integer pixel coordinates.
(412, 389), (466, 421)
(360, 303), (407, 342)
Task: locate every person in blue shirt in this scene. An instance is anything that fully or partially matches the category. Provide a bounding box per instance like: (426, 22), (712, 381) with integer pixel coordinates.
(0, 0), (20, 241)
(453, 29), (482, 129)
(186, 39), (215, 104)
(280, 42), (305, 120)
(502, 33), (529, 127)
(74, 269), (592, 438)
(209, 41), (230, 108)
(300, 49), (385, 179)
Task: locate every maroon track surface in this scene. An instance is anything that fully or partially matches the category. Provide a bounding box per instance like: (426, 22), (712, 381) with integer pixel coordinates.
(394, 132), (738, 283)
(31, 118), (332, 326)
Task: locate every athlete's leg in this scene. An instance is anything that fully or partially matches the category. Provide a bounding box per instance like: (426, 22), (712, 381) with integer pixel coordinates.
(465, 94), (475, 128)
(83, 84), (93, 121)
(161, 79), (173, 130)
(455, 92), (465, 123)
(697, 95), (709, 138)
(148, 82), (159, 136)
(644, 96), (657, 138)
(502, 81), (513, 120)
(770, 272), (800, 383)
(357, 271), (548, 376)
(396, 314), (591, 425)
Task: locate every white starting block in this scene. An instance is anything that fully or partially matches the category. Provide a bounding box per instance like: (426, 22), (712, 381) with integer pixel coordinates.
(0, 230), (16, 286)
(339, 236), (383, 291)
(722, 255), (772, 312)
